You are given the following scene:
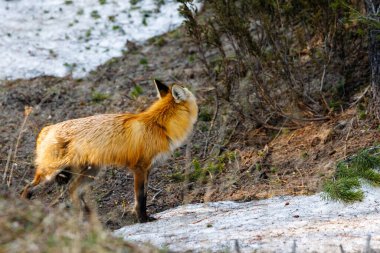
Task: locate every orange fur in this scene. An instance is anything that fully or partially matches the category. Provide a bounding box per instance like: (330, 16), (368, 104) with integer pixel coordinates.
(22, 81), (198, 222)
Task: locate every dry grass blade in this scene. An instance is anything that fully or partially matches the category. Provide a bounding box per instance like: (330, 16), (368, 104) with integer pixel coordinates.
(0, 190), (157, 253)
(2, 148), (12, 184)
(5, 106), (33, 187)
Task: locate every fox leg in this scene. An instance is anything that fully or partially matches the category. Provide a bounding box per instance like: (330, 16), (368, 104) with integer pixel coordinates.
(20, 167), (59, 199)
(133, 168), (155, 223)
(68, 166), (100, 220)
(20, 173), (42, 199)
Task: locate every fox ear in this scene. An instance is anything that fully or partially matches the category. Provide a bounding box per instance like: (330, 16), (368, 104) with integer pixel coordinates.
(154, 79), (169, 99)
(172, 85), (187, 103)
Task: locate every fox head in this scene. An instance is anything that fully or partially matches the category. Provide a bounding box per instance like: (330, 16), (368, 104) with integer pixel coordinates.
(153, 79), (198, 125)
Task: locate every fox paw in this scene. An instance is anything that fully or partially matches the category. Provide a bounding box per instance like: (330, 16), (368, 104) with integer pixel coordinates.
(137, 215), (157, 223)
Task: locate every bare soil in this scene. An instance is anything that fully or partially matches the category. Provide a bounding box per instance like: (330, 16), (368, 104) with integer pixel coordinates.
(0, 26), (378, 231)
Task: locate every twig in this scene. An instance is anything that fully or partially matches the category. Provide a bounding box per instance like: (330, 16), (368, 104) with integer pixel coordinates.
(277, 111), (330, 122)
(183, 135), (194, 203)
(365, 234), (372, 253)
(6, 106), (33, 187)
(151, 189), (163, 201)
(0, 158), (32, 165)
(295, 167), (304, 191)
(320, 93), (332, 114)
(2, 148), (12, 184)
(320, 41), (333, 92)
(292, 240), (297, 253)
(350, 86), (370, 107)
(223, 120), (240, 146)
(234, 240), (241, 253)
(202, 91), (219, 158)
(148, 185), (161, 192)
(121, 199), (128, 218)
(49, 186), (69, 207)
(270, 119), (289, 143)
(16, 163), (33, 188)
(191, 217), (209, 224)
(7, 163), (17, 188)
(320, 64), (327, 92)
(263, 123), (299, 131)
(343, 118), (355, 157)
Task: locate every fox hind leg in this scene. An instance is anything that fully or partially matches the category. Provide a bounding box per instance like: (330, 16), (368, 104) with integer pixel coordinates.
(55, 167), (72, 185)
(21, 165), (66, 199)
(21, 172), (42, 199)
(68, 165), (100, 222)
(21, 168), (57, 199)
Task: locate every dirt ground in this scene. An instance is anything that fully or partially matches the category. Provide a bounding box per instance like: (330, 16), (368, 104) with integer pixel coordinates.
(0, 26), (378, 230)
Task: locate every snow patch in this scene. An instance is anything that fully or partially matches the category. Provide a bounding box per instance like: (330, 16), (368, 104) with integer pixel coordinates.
(0, 0), (199, 80)
(115, 186), (380, 252)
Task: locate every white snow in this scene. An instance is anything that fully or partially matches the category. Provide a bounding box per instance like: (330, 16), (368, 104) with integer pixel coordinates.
(115, 186), (380, 252)
(0, 0), (198, 80)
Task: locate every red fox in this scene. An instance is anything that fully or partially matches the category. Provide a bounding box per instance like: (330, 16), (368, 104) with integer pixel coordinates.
(21, 80), (198, 222)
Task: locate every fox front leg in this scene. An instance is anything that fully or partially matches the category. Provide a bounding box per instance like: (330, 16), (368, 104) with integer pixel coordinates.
(133, 169), (156, 223)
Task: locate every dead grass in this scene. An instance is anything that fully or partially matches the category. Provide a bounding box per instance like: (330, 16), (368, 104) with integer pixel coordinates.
(0, 187), (157, 253)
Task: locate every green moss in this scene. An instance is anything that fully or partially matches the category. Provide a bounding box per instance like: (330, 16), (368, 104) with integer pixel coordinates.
(255, 163), (262, 171)
(130, 85), (144, 99)
(77, 9), (84, 15)
(139, 58), (148, 65)
(173, 150), (182, 158)
(328, 99), (342, 111)
(130, 0), (140, 5)
(108, 15), (116, 22)
(90, 10), (101, 19)
(358, 110), (367, 120)
(167, 29), (181, 39)
(270, 166), (278, 173)
(188, 159), (204, 182)
(169, 152), (236, 184)
(154, 37), (167, 47)
(91, 91), (109, 103)
(199, 123), (208, 132)
(105, 57), (118, 65)
(188, 54), (196, 63)
(85, 29), (92, 38)
(168, 172), (185, 182)
(219, 151), (237, 163)
(63, 62), (77, 72)
(142, 17), (148, 26)
(205, 162), (224, 175)
(199, 109), (212, 121)
(193, 144), (201, 152)
(301, 151), (309, 159)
